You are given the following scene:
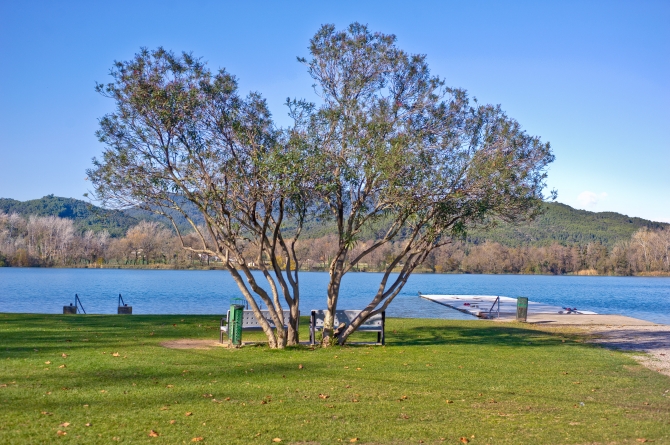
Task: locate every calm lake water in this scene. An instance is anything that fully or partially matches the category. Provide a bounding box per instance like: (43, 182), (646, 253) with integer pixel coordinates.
(0, 268), (668, 324)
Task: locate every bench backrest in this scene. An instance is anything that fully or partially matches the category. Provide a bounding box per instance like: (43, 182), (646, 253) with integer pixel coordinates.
(311, 310), (383, 329)
(236, 309), (293, 328)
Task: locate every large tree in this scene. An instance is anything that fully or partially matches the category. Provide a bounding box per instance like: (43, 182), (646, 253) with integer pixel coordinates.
(291, 23), (555, 345)
(88, 48), (306, 348)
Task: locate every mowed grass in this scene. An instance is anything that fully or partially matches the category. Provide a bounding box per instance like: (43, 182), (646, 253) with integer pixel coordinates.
(0, 314), (669, 444)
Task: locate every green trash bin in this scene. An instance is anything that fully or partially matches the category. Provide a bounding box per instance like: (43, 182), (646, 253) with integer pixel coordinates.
(516, 297), (528, 322)
(229, 304), (245, 346)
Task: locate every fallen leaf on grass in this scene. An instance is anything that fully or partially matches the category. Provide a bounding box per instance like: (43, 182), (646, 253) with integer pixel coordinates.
(41, 411), (52, 415)
(351, 399), (359, 403)
(272, 438), (282, 443)
(260, 400), (267, 405)
(149, 430), (159, 437)
(85, 423), (92, 427)
(399, 395), (408, 400)
(112, 352), (120, 357)
(45, 361), (51, 365)
(61, 353), (68, 358)
(59, 422), (70, 427)
(637, 440), (648, 443)
(445, 400), (453, 404)
(56, 430), (66, 436)
(169, 420), (176, 424)
(59, 365), (66, 369)
(399, 414), (410, 419)
(192, 438), (204, 442)
(298, 364), (303, 369)
(160, 406), (170, 411)
(350, 439), (359, 443)
(185, 412), (193, 416)
(459, 437), (469, 443)
(319, 394), (329, 399)
(166, 385), (174, 388)
(100, 390), (107, 393)
(202, 393), (213, 398)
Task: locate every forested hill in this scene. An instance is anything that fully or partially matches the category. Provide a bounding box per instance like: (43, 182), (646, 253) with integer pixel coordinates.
(0, 195), (139, 237)
(1, 196), (667, 247)
(467, 202), (669, 247)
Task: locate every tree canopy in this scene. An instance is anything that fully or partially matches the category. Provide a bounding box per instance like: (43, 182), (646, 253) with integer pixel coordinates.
(89, 24), (555, 347)
(88, 48), (304, 348)
(291, 23), (555, 344)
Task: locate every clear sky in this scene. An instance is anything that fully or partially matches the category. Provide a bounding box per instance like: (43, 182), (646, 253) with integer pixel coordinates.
(1, 1), (668, 222)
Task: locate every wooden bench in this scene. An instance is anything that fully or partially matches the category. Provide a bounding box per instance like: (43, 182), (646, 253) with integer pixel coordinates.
(220, 309), (297, 343)
(309, 310), (385, 345)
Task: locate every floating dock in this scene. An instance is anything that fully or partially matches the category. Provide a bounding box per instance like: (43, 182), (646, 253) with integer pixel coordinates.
(419, 294), (597, 319)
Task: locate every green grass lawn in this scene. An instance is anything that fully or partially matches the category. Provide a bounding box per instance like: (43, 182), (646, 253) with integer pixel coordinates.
(0, 314), (668, 444)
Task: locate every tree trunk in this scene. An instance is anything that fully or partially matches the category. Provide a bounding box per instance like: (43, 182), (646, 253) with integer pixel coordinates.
(227, 266), (279, 349)
(287, 301), (300, 346)
(322, 260), (344, 347)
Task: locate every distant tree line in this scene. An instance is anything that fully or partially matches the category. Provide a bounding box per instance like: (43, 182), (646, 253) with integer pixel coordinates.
(0, 213), (209, 268)
(2, 212), (668, 275)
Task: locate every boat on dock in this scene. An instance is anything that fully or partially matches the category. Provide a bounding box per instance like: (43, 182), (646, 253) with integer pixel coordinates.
(419, 293), (597, 319)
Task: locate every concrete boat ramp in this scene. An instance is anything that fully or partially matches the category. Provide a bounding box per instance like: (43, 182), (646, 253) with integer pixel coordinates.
(419, 294), (598, 319)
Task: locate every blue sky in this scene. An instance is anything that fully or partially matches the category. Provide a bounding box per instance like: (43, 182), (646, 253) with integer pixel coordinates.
(1, 1), (668, 222)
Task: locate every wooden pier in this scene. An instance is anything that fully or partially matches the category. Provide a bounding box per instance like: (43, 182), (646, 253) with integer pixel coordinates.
(419, 294), (597, 319)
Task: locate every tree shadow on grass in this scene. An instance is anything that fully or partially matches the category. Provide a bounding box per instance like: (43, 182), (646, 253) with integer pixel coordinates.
(0, 314), (581, 355)
(388, 322), (569, 348)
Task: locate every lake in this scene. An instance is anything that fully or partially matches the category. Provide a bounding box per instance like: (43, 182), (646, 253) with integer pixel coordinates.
(0, 268), (668, 324)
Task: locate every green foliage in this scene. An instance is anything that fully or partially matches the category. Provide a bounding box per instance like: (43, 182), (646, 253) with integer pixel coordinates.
(299, 201), (669, 249)
(0, 195), (139, 237)
(0, 314), (668, 444)
(468, 202), (669, 248)
(3, 196), (667, 249)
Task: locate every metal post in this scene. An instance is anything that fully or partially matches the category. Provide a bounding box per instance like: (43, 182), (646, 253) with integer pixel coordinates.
(75, 294), (86, 314)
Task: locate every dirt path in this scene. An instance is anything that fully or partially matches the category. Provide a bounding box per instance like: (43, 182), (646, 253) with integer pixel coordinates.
(505, 314), (670, 377)
(582, 325), (670, 377)
(160, 339), (229, 349)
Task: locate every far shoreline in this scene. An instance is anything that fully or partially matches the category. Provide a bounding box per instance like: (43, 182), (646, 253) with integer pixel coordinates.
(1, 264), (669, 278)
